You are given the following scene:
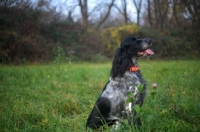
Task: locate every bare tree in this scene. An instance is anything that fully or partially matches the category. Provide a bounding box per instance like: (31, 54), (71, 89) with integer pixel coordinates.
(37, 0), (61, 23)
(114, 0), (129, 24)
(146, 0), (169, 30)
(157, 0), (169, 30)
(182, 0), (200, 26)
(79, 0), (88, 28)
(68, 0), (116, 29)
(96, 0), (115, 29)
(121, 0), (128, 24)
(147, 0), (152, 27)
(169, 0), (179, 27)
(132, 0), (143, 26)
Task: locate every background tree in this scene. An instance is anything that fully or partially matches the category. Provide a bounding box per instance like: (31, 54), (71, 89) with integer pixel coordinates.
(96, 0), (115, 29)
(0, 0), (199, 63)
(79, 0), (88, 28)
(114, 0), (129, 24)
(182, 0), (200, 26)
(132, 0), (143, 26)
(147, 0), (153, 27)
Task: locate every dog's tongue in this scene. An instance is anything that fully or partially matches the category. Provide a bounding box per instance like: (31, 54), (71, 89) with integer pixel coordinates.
(145, 49), (154, 55)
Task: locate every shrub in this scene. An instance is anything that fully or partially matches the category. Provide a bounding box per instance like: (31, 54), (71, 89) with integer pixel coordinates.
(101, 24), (139, 57)
(138, 27), (199, 59)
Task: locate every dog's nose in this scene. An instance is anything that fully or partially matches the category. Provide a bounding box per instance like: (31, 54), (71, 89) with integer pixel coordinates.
(145, 38), (152, 45)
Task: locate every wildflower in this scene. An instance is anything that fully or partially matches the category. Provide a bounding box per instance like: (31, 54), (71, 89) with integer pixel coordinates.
(71, 50), (75, 54)
(68, 50), (75, 55)
(152, 83), (157, 88)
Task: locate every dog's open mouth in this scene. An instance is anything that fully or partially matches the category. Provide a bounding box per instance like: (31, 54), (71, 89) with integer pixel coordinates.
(137, 49), (154, 56)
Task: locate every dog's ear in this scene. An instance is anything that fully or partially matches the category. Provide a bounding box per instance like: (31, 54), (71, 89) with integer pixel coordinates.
(111, 47), (130, 78)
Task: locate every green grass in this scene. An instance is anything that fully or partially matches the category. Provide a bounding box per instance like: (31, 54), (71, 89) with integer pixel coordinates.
(0, 60), (200, 132)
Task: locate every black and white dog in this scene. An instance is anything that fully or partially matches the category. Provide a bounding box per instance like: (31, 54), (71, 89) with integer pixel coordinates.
(86, 36), (154, 129)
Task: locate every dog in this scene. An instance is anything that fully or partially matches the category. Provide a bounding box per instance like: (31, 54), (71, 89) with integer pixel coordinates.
(86, 36), (154, 130)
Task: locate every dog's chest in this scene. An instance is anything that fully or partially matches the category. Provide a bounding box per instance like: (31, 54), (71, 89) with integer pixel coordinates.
(124, 72), (142, 97)
(125, 72), (142, 89)
(102, 71), (142, 99)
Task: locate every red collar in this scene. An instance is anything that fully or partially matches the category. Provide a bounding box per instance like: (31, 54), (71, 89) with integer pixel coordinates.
(127, 66), (139, 72)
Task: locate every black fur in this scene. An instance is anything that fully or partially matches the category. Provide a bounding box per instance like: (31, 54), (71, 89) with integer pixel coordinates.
(86, 36), (153, 130)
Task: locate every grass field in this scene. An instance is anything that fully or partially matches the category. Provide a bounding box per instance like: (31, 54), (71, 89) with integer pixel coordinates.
(0, 60), (200, 132)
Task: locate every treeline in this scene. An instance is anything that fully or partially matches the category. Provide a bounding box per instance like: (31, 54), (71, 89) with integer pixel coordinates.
(0, 0), (199, 64)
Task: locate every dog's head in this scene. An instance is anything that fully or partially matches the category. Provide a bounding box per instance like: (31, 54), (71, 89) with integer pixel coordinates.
(120, 36), (154, 58)
(111, 36), (154, 78)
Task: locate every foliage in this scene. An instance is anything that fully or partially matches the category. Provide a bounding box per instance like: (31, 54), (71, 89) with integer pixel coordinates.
(101, 24), (139, 57)
(53, 46), (66, 64)
(0, 61), (200, 131)
(0, 4), (51, 63)
(0, 1), (200, 64)
(138, 27), (199, 59)
(92, 53), (108, 62)
(0, 3), (105, 63)
(76, 27), (105, 61)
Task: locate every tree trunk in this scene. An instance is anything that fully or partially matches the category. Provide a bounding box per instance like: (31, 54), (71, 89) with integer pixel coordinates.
(113, 0), (129, 24)
(147, 0), (152, 27)
(79, 0), (88, 28)
(122, 0), (128, 24)
(133, 0), (143, 26)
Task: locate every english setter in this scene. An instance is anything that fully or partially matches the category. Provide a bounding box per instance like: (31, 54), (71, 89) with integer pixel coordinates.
(86, 36), (154, 130)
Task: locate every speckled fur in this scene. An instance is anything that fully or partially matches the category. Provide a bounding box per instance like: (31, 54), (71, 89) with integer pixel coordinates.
(86, 36), (152, 129)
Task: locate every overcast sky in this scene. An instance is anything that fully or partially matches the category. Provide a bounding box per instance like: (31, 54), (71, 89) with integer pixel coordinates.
(31, 0), (138, 22)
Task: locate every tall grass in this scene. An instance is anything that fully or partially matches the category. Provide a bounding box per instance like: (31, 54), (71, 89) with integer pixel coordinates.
(0, 60), (200, 131)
